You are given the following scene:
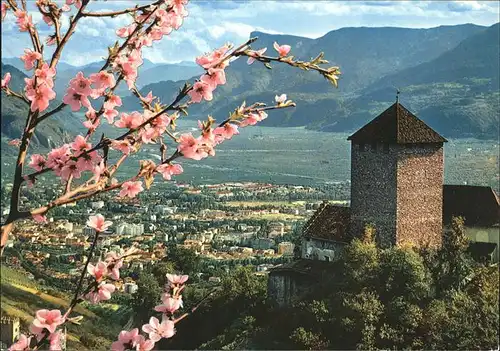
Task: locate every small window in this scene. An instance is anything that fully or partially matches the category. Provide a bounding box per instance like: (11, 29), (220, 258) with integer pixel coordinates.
(383, 144), (390, 153)
(371, 143), (377, 151)
(324, 256), (330, 262)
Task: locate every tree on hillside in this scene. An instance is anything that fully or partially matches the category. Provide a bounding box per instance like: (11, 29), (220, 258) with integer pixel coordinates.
(248, 238), (498, 351)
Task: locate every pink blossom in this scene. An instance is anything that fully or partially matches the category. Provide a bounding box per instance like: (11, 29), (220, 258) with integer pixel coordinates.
(156, 163), (183, 181)
(201, 68), (226, 89)
(1, 72), (11, 89)
(103, 108), (119, 124)
(8, 334), (31, 351)
(105, 252), (123, 280)
(147, 110), (170, 129)
(46, 145), (71, 169)
(48, 330), (62, 351)
(76, 150), (101, 172)
(172, 0), (189, 17)
(92, 161), (106, 181)
(87, 214), (112, 233)
(33, 214), (47, 223)
(142, 317), (175, 342)
(25, 81), (56, 112)
(240, 111), (268, 127)
(115, 112), (144, 129)
(116, 23), (137, 38)
(143, 91), (155, 104)
(1, 2), (7, 21)
(166, 273), (189, 286)
(110, 140), (133, 155)
(133, 335), (155, 351)
(20, 49), (42, 71)
(85, 282), (115, 303)
(177, 133), (202, 160)
(111, 329), (140, 351)
(139, 126), (160, 144)
(83, 118), (100, 132)
(66, 0), (82, 10)
(35, 63), (56, 88)
(32, 309), (64, 334)
(28, 154), (46, 171)
(119, 181), (144, 198)
(8, 139), (21, 147)
(14, 9), (33, 31)
(122, 62), (138, 89)
(273, 42), (291, 57)
(70, 72), (93, 96)
(60, 160), (83, 180)
(71, 135), (91, 154)
(63, 87), (91, 111)
(138, 34), (154, 48)
(195, 45), (230, 69)
(188, 80), (213, 103)
(247, 47), (267, 65)
(29, 324), (45, 342)
(104, 94), (122, 110)
(87, 261), (108, 282)
(164, 10), (184, 30)
(90, 70), (115, 91)
(214, 123), (239, 141)
(275, 93), (287, 104)
(154, 294), (182, 314)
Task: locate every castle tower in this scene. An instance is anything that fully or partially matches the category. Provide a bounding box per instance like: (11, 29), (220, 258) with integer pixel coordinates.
(347, 101), (447, 248)
(0, 316), (20, 347)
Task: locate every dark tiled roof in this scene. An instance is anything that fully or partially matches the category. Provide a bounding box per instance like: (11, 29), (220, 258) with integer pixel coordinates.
(443, 185), (500, 227)
(302, 202), (350, 242)
(347, 102), (447, 144)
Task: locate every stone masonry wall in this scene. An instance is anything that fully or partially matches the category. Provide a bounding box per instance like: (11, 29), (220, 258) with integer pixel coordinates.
(301, 238), (346, 262)
(396, 144), (443, 248)
(350, 143), (398, 247)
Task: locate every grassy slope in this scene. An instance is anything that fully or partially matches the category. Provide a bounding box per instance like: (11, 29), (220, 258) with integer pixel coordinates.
(0, 265), (123, 350)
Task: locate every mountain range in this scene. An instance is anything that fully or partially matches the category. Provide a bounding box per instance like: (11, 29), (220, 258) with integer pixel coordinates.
(1, 22), (499, 149)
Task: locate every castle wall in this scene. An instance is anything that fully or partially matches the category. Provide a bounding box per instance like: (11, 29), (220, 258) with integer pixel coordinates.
(396, 144), (444, 248)
(301, 238), (345, 262)
(350, 143), (398, 247)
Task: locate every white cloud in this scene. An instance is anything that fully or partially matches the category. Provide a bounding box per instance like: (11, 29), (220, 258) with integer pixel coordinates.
(1, 0), (499, 65)
(448, 1), (486, 12)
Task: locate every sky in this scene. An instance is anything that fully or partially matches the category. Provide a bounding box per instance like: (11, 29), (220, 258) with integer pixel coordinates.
(1, 0), (499, 66)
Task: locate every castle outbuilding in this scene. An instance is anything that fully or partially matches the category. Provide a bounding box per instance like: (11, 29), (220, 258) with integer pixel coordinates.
(267, 101), (500, 307)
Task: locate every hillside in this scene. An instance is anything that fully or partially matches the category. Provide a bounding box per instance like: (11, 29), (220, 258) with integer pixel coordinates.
(137, 62), (204, 87)
(320, 23), (500, 138)
(1, 64), (80, 149)
(2, 23), (498, 140)
(0, 264), (125, 350)
(120, 23), (499, 139)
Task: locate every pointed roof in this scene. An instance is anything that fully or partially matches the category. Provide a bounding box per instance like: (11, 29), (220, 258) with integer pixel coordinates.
(347, 102), (447, 144)
(302, 202), (350, 242)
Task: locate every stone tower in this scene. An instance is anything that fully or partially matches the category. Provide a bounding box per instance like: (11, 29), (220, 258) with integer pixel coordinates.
(0, 316), (20, 347)
(347, 101), (447, 248)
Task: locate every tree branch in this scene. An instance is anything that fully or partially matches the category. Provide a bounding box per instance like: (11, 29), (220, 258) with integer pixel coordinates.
(81, 2), (160, 18)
